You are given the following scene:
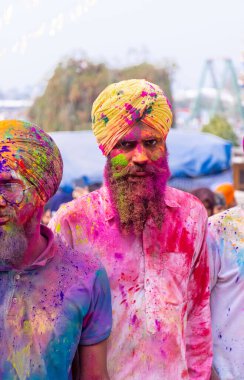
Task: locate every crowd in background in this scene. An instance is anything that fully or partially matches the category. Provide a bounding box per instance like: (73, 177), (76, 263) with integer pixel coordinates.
(42, 176), (102, 225)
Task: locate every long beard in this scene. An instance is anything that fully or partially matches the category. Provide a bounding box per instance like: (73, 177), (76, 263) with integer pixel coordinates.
(0, 225), (28, 267)
(105, 156), (170, 235)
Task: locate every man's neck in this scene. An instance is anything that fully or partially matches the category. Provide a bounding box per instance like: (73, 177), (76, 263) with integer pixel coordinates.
(19, 231), (48, 269)
(15, 208), (47, 270)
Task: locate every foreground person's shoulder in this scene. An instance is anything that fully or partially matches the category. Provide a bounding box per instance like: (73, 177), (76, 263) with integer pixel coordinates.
(53, 232), (104, 275)
(208, 206), (243, 232)
(165, 186), (206, 208)
(50, 188), (104, 224)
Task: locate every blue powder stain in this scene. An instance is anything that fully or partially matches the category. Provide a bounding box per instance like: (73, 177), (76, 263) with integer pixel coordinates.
(236, 247), (244, 276)
(60, 291), (64, 301)
(0, 146), (10, 153)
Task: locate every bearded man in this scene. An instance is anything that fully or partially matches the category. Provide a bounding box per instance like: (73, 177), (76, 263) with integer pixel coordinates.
(50, 79), (212, 379)
(0, 120), (111, 379)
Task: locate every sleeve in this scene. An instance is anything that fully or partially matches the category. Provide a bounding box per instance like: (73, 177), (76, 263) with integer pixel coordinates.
(79, 267), (112, 346)
(185, 220), (213, 380)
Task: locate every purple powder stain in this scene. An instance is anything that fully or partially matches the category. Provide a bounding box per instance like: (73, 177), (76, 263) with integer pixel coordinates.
(149, 92), (157, 98)
(0, 158), (9, 172)
(60, 291), (64, 301)
(131, 314), (137, 325)
(155, 319), (161, 332)
(0, 146), (10, 153)
(114, 252), (123, 260)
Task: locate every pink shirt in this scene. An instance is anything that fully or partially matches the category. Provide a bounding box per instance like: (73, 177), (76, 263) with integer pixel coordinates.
(50, 186), (212, 380)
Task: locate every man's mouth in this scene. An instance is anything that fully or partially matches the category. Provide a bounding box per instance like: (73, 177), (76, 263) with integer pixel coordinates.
(131, 171), (148, 177)
(127, 171), (151, 180)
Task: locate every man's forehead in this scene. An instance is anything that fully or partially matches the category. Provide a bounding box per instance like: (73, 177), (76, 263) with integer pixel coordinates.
(119, 123), (163, 141)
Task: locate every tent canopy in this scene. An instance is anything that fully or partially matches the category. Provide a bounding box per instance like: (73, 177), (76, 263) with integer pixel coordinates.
(49, 129), (232, 189)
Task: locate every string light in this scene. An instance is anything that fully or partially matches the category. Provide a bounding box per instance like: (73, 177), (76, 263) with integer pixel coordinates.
(0, 0), (98, 59)
(0, 4), (14, 31)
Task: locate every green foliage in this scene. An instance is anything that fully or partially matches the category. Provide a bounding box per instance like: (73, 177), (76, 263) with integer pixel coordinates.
(114, 62), (173, 103)
(201, 115), (239, 146)
(28, 59), (174, 132)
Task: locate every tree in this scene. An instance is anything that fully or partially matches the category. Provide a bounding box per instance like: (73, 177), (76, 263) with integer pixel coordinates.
(201, 115), (239, 146)
(28, 58), (174, 132)
(29, 59), (110, 131)
(114, 62), (173, 105)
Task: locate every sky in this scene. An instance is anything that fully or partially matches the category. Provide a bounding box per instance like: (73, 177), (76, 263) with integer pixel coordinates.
(1, 0), (244, 93)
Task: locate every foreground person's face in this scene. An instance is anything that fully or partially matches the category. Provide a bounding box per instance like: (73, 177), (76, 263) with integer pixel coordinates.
(109, 122), (167, 180)
(0, 166), (41, 228)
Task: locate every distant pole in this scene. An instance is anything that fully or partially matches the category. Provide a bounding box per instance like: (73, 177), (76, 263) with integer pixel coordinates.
(189, 59), (219, 120)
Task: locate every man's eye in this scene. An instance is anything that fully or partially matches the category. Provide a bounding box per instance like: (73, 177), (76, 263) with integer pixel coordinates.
(1, 182), (22, 192)
(119, 141), (136, 149)
(144, 140), (157, 147)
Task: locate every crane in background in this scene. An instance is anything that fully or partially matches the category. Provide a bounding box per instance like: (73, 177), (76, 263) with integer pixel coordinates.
(188, 58), (244, 130)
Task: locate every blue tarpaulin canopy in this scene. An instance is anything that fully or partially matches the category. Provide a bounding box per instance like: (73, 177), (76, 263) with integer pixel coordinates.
(49, 129), (232, 190)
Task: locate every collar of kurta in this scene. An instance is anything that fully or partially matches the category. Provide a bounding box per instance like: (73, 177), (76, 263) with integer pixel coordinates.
(0, 225), (55, 272)
(102, 185), (181, 222)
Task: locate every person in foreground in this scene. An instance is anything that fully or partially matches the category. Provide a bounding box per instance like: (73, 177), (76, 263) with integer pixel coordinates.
(50, 79), (212, 379)
(0, 120), (111, 380)
(208, 142), (244, 380)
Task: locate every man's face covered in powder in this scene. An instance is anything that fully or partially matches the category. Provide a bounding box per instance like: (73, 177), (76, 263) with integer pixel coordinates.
(105, 122), (170, 235)
(0, 165), (42, 266)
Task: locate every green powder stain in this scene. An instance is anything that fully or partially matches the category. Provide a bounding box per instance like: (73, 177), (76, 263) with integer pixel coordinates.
(56, 223), (61, 234)
(144, 105), (153, 115)
(118, 192), (128, 223)
(151, 152), (161, 161)
(3, 128), (14, 139)
(111, 154), (128, 168)
(102, 116), (109, 124)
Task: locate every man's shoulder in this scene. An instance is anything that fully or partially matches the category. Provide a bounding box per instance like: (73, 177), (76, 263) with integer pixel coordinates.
(208, 206), (243, 235)
(165, 186), (207, 212)
(50, 187), (105, 225)
(52, 233), (104, 279)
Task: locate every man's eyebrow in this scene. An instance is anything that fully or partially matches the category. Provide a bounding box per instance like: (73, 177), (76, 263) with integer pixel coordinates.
(119, 138), (136, 142)
(143, 136), (162, 140)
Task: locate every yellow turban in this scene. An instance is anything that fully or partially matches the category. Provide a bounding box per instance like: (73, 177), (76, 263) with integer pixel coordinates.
(0, 120), (63, 203)
(91, 79), (173, 156)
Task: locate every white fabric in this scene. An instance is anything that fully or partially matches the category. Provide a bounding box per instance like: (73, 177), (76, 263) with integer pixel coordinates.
(208, 206), (244, 380)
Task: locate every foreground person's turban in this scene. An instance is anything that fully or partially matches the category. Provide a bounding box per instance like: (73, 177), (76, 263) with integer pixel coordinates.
(0, 120), (63, 203)
(92, 79), (173, 156)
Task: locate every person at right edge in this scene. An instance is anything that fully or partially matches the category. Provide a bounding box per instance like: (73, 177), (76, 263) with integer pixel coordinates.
(208, 138), (244, 380)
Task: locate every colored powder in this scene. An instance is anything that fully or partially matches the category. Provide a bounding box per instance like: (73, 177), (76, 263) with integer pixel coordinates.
(111, 154), (128, 168)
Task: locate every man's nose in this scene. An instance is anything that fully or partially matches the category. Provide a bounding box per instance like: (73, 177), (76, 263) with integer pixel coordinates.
(132, 146), (148, 165)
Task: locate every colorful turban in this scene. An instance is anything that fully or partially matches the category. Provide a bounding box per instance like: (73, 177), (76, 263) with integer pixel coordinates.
(0, 120), (63, 203)
(91, 79), (173, 156)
